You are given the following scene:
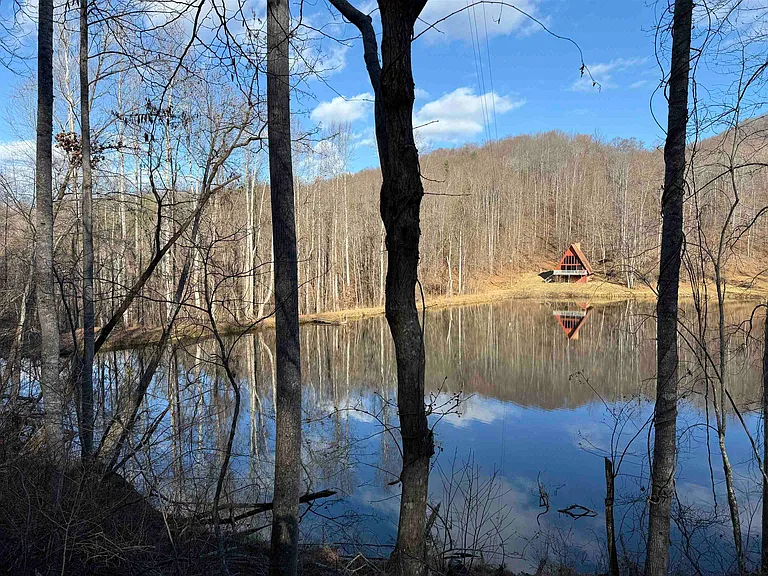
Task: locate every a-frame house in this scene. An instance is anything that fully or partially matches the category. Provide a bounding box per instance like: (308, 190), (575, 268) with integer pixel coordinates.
(550, 243), (594, 283)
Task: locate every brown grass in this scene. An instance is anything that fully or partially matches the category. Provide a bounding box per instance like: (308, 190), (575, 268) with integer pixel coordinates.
(91, 272), (768, 352)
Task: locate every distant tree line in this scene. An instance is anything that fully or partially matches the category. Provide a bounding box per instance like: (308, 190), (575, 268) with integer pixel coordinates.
(4, 125), (768, 335)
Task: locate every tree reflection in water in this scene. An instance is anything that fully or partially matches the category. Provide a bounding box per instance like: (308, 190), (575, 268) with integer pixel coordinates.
(100, 299), (764, 574)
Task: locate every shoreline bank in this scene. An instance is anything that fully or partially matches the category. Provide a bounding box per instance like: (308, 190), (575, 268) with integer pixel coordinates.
(88, 273), (767, 353)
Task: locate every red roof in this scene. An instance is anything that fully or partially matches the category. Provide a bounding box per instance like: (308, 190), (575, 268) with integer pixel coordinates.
(557, 242), (594, 274)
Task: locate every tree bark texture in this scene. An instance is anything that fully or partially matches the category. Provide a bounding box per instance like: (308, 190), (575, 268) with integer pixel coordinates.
(35, 0), (64, 456)
(378, 6), (433, 576)
(605, 457), (619, 576)
(79, 0), (95, 460)
(646, 1), (693, 574)
(324, 3), (432, 575)
(267, 2), (303, 576)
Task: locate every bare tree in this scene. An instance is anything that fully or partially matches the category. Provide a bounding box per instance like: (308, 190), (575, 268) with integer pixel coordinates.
(646, 1), (694, 574)
(673, 4), (768, 571)
(763, 304), (768, 574)
(267, 1), (303, 575)
(98, 86), (261, 465)
(78, 0), (95, 461)
(35, 0), (63, 456)
(324, 3), (433, 575)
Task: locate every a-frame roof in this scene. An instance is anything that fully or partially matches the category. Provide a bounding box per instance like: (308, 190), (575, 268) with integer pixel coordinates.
(561, 242), (594, 274)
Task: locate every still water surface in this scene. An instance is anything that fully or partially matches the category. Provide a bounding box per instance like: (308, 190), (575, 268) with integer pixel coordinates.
(112, 299), (765, 574)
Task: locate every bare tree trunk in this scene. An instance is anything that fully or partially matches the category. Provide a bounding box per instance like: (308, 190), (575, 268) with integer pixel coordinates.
(35, 0), (64, 455)
(79, 0), (95, 461)
(379, 9), (434, 575)
(93, 174), (234, 353)
(714, 392), (744, 574)
(646, 1), (693, 574)
(117, 74), (127, 319)
(267, 1), (302, 575)
(605, 457), (619, 576)
(245, 159), (256, 318)
(379, 225), (385, 305)
(762, 304), (768, 575)
(98, 197), (204, 468)
(458, 229), (463, 295)
(325, 3), (432, 575)
(344, 171), (350, 292)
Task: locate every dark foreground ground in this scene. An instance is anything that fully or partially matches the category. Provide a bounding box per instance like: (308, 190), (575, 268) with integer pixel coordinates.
(0, 453), (592, 576)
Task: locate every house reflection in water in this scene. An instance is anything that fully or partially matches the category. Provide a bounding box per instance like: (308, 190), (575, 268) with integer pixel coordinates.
(552, 303), (592, 340)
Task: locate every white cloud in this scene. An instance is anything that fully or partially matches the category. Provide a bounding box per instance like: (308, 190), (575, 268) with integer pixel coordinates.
(311, 93), (374, 126)
(319, 43), (349, 75)
(293, 10), (350, 77)
(418, 0), (543, 42)
(299, 126), (376, 178)
(440, 395), (515, 428)
(143, 0), (266, 35)
(570, 57), (647, 92)
(353, 127), (377, 150)
(629, 79), (649, 89)
(0, 140), (34, 168)
(415, 87), (430, 100)
(413, 87), (524, 142)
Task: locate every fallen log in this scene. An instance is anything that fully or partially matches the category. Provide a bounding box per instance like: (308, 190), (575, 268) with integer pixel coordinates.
(206, 489), (338, 525)
(307, 318), (347, 326)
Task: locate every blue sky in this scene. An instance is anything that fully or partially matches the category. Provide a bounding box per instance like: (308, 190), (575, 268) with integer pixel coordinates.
(298, 0), (667, 171)
(0, 1), (693, 172)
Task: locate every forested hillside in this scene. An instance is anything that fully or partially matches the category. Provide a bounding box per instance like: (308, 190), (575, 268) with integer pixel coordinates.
(3, 124), (766, 337)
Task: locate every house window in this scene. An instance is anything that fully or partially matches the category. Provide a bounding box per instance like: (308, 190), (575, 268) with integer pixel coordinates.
(562, 253), (583, 271)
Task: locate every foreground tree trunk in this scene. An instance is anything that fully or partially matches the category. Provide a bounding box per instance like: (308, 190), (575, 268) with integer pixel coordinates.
(79, 0), (95, 461)
(762, 304), (768, 574)
(646, 1), (693, 574)
(605, 457), (619, 576)
(379, 7), (433, 576)
(325, 3), (432, 575)
(267, 1), (303, 575)
(35, 0), (64, 455)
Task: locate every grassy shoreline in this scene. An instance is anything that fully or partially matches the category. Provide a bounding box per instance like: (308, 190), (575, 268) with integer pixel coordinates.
(90, 272), (767, 352)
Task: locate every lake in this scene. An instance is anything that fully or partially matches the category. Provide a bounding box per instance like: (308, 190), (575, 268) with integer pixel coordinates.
(98, 299), (765, 574)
